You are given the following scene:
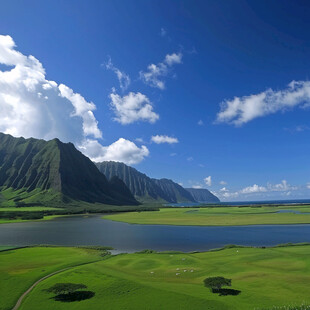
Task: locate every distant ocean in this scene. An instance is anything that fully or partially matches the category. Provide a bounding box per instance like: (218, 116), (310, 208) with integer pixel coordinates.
(166, 199), (310, 207)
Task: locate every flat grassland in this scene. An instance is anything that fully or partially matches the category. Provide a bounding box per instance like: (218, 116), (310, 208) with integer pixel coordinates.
(103, 205), (310, 226)
(2, 245), (310, 310)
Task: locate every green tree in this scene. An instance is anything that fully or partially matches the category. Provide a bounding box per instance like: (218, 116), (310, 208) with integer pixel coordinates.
(203, 277), (231, 292)
(46, 283), (87, 295)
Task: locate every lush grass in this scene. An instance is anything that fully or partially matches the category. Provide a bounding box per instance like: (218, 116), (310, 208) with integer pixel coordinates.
(103, 205), (310, 226)
(0, 247), (105, 310)
(0, 245), (307, 309)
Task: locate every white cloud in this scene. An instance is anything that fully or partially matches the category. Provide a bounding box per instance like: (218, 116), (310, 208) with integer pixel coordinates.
(105, 57), (130, 91)
(79, 138), (149, 165)
(216, 80), (310, 126)
(140, 52), (183, 89)
(0, 34), (149, 165)
(187, 156), (194, 161)
(110, 92), (159, 125)
(220, 187), (228, 192)
(307, 183), (310, 189)
(217, 180), (299, 201)
(204, 176), (212, 186)
(219, 181), (227, 185)
(198, 120), (204, 126)
(240, 184), (267, 194)
(151, 135), (179, 144)
(135, 138), (144, 143)
(164, 53), (182, 66)
(170, 152), (177, 156)
(192, 185), (203, 189)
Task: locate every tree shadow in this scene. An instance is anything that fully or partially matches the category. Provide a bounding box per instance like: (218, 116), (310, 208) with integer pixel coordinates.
(52, 291), (95, 302)
(212, 288), (241, 296)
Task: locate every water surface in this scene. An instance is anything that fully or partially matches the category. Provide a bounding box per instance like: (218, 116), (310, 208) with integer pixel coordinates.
(0, 215), (309, 253)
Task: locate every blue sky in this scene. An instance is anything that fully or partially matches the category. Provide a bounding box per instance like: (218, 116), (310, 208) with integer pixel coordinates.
(1, 0), (310, 201)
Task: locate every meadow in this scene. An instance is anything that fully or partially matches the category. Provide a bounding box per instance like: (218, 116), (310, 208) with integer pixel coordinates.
(103, 205), (310, 226)
(1, 245), (310, 310)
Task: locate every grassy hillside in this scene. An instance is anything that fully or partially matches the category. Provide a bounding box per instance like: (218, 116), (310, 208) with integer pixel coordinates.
(103, 205), (310, 226)
(1, 245), (310, 309)
(0, 133), (138, 207)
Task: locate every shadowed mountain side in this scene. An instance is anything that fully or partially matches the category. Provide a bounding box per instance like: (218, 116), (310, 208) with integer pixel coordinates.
(0, 133), (138, 206)
(185, 188), (220, 203)
(95, 161), (198, 203)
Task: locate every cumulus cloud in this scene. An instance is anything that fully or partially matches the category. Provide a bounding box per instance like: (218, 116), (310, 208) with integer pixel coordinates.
(110, 92), (159, 125)
(240, 184), (267, 194)
(79, 138), (149, 165)
(216, 81), (310, 126)
(140, 52), (183, 89)
(192, 185), (203, 189)
(220, 181), (227, 185)
(307, 183), (310, 189)
(0, 34), (149, 165)
(164, 53), (182, 66)
(151, 135), (179, 144)
(204, 176), (212, 186)
(217, 180), (298, 200)
(220, 187), (228, 192)
(105, 57), (130, 91)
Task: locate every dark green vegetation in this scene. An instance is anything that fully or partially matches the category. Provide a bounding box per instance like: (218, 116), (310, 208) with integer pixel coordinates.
(2, 245), (310, 309)
(96, 161), (219, 203)
(0, 133), (138, 208)
(103, 205), (310, 226)
(203, 276), (240, 296)
(45, 283), (95, 302)
(185, 188), (220, 203)
(204, 276), (232, 291)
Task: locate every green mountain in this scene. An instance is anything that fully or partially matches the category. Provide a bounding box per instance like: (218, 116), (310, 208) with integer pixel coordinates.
(0, 133), (138, 206)
(152, 178), (196, 203)
(185, 188), (220, 203)
(95, 161), (197, 203)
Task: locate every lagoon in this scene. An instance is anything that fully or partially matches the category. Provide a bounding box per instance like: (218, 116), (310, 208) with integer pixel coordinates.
(0, 215), (310, 252)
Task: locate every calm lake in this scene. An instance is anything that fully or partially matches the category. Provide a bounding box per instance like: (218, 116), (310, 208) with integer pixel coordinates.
(0, 215), (310, 253)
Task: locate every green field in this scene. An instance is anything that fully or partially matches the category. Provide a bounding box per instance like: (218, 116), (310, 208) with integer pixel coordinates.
(1, 245), (310, 310)
(103, 205), (310, 226)
(0, 247), (106, 310)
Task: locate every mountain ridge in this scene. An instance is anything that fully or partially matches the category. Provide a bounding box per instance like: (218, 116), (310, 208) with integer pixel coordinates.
(95, 161), (219, 203)
(0, 133), (138, 206)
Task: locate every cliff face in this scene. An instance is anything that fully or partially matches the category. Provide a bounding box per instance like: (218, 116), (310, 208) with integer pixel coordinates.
(185, 188), (220, 203)
(0, 133), (138, 205)
(96, 161), (196, 203)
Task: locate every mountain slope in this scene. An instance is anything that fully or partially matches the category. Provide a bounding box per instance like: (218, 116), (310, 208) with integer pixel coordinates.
(0, 133), (138, 206)
(185, 188), (220, 203)
(95, 161), (196, 203)
(96, 161), (169, 202)
(152, 178), (196, 203)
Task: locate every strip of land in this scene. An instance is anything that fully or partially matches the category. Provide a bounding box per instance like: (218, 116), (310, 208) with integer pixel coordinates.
(102, 205), (310, 226)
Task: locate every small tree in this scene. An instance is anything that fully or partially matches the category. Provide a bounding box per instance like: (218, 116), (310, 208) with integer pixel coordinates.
(46, 283), (87, 295)
(203, 277), (231, 292)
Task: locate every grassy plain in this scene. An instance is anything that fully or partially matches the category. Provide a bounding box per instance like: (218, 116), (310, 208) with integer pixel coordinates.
(103, 205), (310, 226)
(1, 245), (310, 310)
(0, 247), (105, 310)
